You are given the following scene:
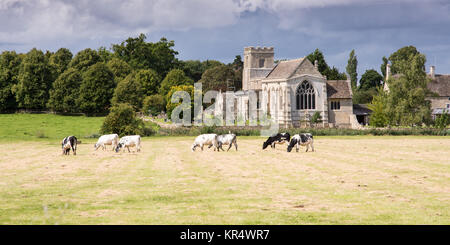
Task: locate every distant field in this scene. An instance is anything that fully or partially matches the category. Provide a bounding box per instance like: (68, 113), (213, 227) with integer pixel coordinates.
(0, 136), (449, 224)
(0, 114), (104, 142)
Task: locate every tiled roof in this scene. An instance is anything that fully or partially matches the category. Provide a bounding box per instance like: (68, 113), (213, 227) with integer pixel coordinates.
(265, 58), (304, 79)
(327, 80), (352, 99)
(428, 74), (450, 97)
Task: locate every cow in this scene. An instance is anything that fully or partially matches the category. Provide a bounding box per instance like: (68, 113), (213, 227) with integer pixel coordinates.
(192, 134), (219, 152)
(94, 134), (119, 151)
(115, 135), (141, 153)
(61, 136), (77, 155)
(262, 132), (290, 150)
(209, 132), (238, 151)
(287, 133), (314, 152)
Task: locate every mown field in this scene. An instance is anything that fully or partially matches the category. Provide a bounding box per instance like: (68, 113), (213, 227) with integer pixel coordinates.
(0, 114), (449, 224)
(0, 134), (449, 224)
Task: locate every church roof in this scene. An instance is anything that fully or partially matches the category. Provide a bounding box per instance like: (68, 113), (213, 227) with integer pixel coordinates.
(265, 58), (304, 79)
(327, 80), (353, 99)
(428, 74), (450, 97)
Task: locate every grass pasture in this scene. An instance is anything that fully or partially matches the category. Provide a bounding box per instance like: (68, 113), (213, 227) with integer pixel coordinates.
(1, 136), (449, 224)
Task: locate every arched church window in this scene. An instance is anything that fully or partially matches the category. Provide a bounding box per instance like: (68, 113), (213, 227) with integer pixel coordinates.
(296, 81), (316, 110)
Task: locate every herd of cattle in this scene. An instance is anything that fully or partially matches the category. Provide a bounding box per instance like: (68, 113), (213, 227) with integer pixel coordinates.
(60, 132), (314, 155)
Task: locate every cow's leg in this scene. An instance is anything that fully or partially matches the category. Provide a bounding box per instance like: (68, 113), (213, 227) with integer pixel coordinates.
(296, 143), (299, 152)
(127, 146), (130, 153)
(200, 144), (204, 151)
(234, 142), (238, 151)
(227, 143), (233, 151)
(311, 142), (315, 152)
(306, 144), (309, 152)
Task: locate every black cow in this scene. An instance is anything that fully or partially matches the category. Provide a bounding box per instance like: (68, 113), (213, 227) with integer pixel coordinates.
(262, 133), (291, 150)
(61, 136), (77, 155)
(287, 133), (314, 152)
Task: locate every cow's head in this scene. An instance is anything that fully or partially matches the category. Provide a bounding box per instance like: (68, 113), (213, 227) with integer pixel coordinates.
(287, 138), (297, 152)
(94, 143), (99, 150)
(115, 143), (123, 153)
(262, 141), (270, 150)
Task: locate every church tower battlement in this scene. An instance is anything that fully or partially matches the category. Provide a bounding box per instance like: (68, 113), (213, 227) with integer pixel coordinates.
(243, 46), (274, 90)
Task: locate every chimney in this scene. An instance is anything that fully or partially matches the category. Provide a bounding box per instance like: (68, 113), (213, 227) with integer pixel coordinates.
(386, 64), (391, 81)
(314, 60), (318, 70)
(430, 66), (435, 79)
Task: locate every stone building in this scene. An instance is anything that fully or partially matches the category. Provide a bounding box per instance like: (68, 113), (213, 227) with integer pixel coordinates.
(215, 46), (361, 128)
(384, 64), (450, 119)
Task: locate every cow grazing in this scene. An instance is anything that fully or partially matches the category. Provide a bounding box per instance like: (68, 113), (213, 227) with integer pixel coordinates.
(61, 136), (77, 155)
(192, 134), (219, 152)
(262, 132), (290, 150)
(94, 134), (119, 151)
(209, 132), (238, 151)
(287, 133), (314, 152)
(115, 135), (141, 153)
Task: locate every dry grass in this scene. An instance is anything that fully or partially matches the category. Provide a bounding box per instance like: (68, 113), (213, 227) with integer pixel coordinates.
(0, 136), (449, 224)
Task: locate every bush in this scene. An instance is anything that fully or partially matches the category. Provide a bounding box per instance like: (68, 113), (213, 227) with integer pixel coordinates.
(434, 112), (449, 129)
(101, 103), (144, 137)
(142, 94), (166, 116)
(311, 112), (322, 124)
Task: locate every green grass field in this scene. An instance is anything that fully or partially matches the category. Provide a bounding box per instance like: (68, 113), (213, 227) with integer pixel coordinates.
(0, 114), (449, 224)
(0, 114), (104, 142)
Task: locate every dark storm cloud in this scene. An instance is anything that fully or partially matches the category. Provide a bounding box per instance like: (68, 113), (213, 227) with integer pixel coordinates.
(0, 0), (449, 74)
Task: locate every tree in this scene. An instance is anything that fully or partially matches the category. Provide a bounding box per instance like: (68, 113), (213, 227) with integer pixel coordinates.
(307, 49), (347, 80)
(111, 73), (144, 110)
(68, 48), (101, 72)
(0, 51), (22, 112)
(49, 48), (73, 75)
(359, 69), (383, 91)
(346, 49), (358, 90)
(384, 53), (432, 126)
(142, 94), (166, 115)
(232, 55), (243, 71)
(179, 59), (223, 82)
(77, 63), (115, 114)
(368, 87), (388, 127)
(101, 103), (144, 137)
(352, 87), (378, 104)
(107, 57), (132, 82)
(14, 48), (53, 110)
(159, 69), (193, 97)
(381, 56), (388, 79)
(98, 46), (113, 63)
(198, 65), (236, 92)
(136, 69), (161, 96)
(388, 46), (421, 75)
(112, 34), (179, 77)
(47, 68), (82, 113)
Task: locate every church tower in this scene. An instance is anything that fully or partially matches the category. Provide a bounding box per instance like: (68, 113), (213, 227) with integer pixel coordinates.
(242, 47), (274, 91)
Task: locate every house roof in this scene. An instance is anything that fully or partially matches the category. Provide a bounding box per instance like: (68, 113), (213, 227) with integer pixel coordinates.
(428, 74), (450, 97)
(326, 80), (353, 99)
(265, 58), (304, 79)
(353, 104), (372, 115)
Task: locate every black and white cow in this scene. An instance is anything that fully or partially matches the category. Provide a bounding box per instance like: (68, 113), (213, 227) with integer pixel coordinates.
(262, 132), (290, 150)
(61, 136), (77, 155)
(115, 135), (141, 153)
(192, 134), (219, 152)
(209, 132), (238, 151)
(287, 133), (314, 152)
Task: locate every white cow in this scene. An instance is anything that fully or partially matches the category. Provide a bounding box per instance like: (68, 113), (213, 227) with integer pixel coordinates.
(94, 134), (119, 151)
(191, 134), (219, 152)
(209, 132), (237, 151)
(115, 135), (141, 153)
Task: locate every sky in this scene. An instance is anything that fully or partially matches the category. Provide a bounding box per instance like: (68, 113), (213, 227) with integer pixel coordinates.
(1, 0), (450, 79)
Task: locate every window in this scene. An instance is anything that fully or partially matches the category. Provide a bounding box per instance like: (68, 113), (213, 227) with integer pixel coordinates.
(331, 101), (340, 110)
(259, 59), (265, 68)
(296, 81), (316, 110)
(446, 104), (450, 109)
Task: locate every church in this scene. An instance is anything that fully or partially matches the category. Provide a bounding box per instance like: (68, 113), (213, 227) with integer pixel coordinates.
(215, 46), (362, 129)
